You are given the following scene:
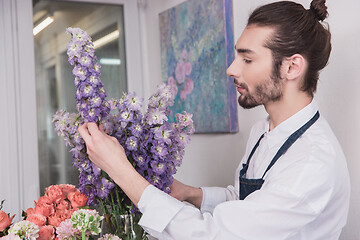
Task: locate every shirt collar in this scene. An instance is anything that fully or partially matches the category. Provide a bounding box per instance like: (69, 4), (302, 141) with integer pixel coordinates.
(263, 99), (319, 149)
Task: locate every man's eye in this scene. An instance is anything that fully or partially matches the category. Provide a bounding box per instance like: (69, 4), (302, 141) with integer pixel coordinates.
(243, 59), (252, 64)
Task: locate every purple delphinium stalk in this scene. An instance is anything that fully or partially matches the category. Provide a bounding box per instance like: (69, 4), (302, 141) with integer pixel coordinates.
(55, 27), (195, 220)
(66, 27), (110, 123)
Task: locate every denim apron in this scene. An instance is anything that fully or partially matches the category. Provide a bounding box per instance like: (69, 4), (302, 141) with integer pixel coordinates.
(239, 111), (320, 200)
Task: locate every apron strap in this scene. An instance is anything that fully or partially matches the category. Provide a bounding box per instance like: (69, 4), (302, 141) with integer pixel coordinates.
(261, 111), (320, 178)
(240, 133), (265, 177)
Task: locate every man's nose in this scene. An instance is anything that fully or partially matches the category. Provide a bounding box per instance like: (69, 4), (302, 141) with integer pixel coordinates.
(226, 57), (240, 78)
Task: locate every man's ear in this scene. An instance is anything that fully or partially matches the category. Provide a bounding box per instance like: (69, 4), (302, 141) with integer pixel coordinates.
(283, 54), (306, 81)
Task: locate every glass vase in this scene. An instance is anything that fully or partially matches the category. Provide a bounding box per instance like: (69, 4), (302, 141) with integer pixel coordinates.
(101, 212), (148, 240)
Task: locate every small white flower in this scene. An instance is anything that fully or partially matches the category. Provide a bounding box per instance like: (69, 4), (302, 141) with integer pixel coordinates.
(8, 220), (39, 240)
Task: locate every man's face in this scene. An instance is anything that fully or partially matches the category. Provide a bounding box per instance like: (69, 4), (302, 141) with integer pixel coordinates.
(227, 25), (284, 109)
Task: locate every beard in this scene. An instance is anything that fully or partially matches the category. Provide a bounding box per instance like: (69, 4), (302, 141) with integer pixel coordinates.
(236, 74), (284, 109)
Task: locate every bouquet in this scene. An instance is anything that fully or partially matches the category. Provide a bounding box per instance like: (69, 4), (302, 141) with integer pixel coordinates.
(52, 27), (194, 237)
(24, 184), (88, 239)
(0, 204), (119, 240)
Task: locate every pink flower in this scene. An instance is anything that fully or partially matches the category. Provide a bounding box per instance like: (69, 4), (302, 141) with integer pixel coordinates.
(26, 207), (34, 216)
(0, 211), (15, 231)
(175, 60), (186, 84)
(56, 219), (80, 240)
(180, 79), (194, 102)
(180, 90), (187, 102)
(48, 213), (65, 228)
(168, 76), (178, 97)
(184, 78), (194, 94)
(59, 184), (76, 197)
(27, 213), (47, 227)
(185, 62), (192, 76)
(38, 225), (55, 240)
(45, 185), (65, 203)
(67, 191), (88, 208)
(35, 201), (54, 218)
(55, 200), (70, 211)
(37, 196), (53, 205)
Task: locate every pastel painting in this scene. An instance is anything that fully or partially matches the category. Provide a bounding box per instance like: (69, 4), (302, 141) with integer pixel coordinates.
(159, 0), (238, 133)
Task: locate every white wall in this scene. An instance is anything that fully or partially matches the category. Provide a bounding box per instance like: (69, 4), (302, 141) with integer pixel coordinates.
(139, 0), (360, 239)
(0, 0), (40, 220)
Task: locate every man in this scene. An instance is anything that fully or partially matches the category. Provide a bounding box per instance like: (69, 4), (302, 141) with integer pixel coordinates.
(78, 0), (350, 239)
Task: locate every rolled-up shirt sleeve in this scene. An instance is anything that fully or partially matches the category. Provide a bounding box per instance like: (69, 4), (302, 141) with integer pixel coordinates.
(200, 185), (238, 213)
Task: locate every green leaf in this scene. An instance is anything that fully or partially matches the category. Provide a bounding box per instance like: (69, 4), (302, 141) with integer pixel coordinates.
(22, 210), (27, 219)
(0, 200), (4, 210)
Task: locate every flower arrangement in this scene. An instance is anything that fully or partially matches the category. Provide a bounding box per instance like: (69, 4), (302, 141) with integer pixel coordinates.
(52, 27), (194, 238)
(0, 205), (119, 240)
(23, 184), (88, 239)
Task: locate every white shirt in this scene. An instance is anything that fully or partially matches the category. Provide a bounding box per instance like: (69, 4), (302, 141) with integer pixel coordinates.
(138, 100), (350, 240)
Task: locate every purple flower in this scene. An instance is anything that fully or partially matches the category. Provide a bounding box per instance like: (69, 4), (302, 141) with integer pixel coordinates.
(130, 123), (143, 137)
(79, 54), (92, 67)
(126, 136), (138, 151)
(67, 41), (82, 60)
(56, 26), (195, 211)
(90, 94), (102, 107)
(125, 93), (143, 111)
(89, 75), (101, 86)
(154, 125), (172, 145)
(150, 161), (166, 175)
(146, 109), (167, 126)
(66, 27), (90, 43)
(151, 143), (168, 158)
(132, 152), (148, 167)
(72, 65), (88, 81)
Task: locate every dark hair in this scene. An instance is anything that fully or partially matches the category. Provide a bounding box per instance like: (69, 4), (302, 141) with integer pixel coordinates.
(247, 0), (331, 96)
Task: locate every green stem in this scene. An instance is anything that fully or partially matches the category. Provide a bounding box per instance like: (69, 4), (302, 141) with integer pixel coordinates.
(110, 192), (119, 233)
(82, 231), (86, 240)
(115, 186), (123, 213)
(100, 198), (108, 215)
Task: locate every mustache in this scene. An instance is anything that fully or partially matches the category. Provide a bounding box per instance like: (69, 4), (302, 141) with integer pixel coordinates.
(233, 79), (249, 91)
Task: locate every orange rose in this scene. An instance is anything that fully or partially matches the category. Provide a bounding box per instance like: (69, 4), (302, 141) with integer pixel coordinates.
(48, 213), (65, 227)
(55, 199), (70, 211)
(35, 201), (55, 218)
(67, 191), (88, 208)
(38, 225), (55, 240)
(0, 210), (15, 231)
(26, 207), (35, 216)
(37, 195), (53, 205)
(27, 213), (46, 227)
(60, 184), (76, 196)
(45, 185), (64, 203)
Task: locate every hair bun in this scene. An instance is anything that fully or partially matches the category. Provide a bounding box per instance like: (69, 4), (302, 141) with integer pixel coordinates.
(310, 0), (328, 21)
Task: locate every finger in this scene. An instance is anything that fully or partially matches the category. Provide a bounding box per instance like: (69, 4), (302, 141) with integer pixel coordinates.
(99, 124), (104, 132)
(78, 123), (92, 143)
(87, 122), (104, 137)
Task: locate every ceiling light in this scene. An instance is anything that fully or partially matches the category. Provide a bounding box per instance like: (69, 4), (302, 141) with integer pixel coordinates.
(93, 30), (119, 49)
(100, 58), (121, 65)
(33, 16), (54, 36)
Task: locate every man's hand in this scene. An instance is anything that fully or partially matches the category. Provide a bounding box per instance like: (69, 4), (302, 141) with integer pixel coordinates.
(78, 122), (129, 178)
(78, 122), (149, 206)
(170, 179), (203, 209)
